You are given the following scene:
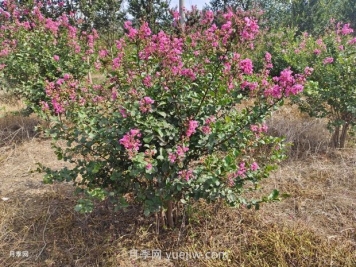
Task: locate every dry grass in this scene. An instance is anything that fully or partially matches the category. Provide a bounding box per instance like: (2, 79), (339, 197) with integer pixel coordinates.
(0, 92), (41, 148)
(267, 104), (332, 158)
(0, 100), (355, 266)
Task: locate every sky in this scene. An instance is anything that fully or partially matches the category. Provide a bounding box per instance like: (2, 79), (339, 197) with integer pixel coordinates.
(170, 0), (209, 10)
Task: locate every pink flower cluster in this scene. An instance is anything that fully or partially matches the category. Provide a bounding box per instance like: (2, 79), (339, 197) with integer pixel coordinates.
(338, 23), (354, 35)
(241, 17), (259, 41)
(124, 21), (138, 40)
(178, 169), (194, 181)
(201, 116), (216, 135)
(45, 18), (60, 36)
(241, 81), (258, 91)
(98, 49), (108, 58)
(43, 74), (89, 114)
(239, 58), (253, 75)
(168, 145), (189, 163)
(323, 57), (334, 64)
(250, 123), (268, 138)
(226, 161), (259, 187)
(139, 96), (154, 113)
(304, 67), (314, 76)
(348, 37), (356, 45)
(265, 68), (306, 98)
(186, 120), (199, 138)
(119, 129), (142, 158)
(264, 52), (273, 70)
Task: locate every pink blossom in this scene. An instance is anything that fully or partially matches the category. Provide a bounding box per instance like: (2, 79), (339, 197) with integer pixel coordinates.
(53, 55), (60, 61)
(40, 101), (49, 111)
(111, 89), (118, 101)
(316, 38), (324, 46)
(139, 96), (155, 113)
(304, 67), (314, 76)
(250, 125), (259, 132)
(98, 49), (108, 58)
(201, 125), (211, 135)
(176, 145), (189, 157)
(261, 123), (268, 133)
(221, 21), (232, 32)
(186, 120), (199, 137)
(94, 61), (102, 70)
(347, 38), (356, 45)
(323, 57), (334, 64)
(172, 10), (180, 22)
(146, 163), (152, 170)
(239, 59), (253, 75)
(0, 49), (9, 57)
(178, 169), (194, 181)
(143, 75), (152, 87)
(341, 23), (354, 35)
(250, 162), (259, 171)
(223, 10), (234, 20)
(265, 52), (272, 62)
(168, 153), (177, 163)
(237, 162), (247, 177)
(241, 81), (258, 91)
(124, 21), (138, 39)
(51, 98), (65, 114)
(119, 129), (142, 155)
(313, 49), (321, 55)
(181, 68), (196, 81)
(241, 17), (259, 40)
(119, 107), (128, 118)
(202, 10), (214, 24)
(63, 73), (70, 80)
(139, 22), (151, 37)
(205, 116), (216, 124)
(45, 18), (60, 35)
(251, 123), (268, 135)
(56, 78), (65, 86)
(112, 55), (122, 69)
(115, 39), (124, 50)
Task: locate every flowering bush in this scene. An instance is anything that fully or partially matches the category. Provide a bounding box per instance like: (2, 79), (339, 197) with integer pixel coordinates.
(0, 0), (95, 112)
(1, 3), (310, 228)
(272, 22), (356, 148)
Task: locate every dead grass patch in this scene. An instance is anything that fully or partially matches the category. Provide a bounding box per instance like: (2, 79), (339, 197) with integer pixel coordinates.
(0, 92), (42, 147)
(0, 113), (41, 147)
(267, 104), (331, 158)
(0, 189), (355, 267)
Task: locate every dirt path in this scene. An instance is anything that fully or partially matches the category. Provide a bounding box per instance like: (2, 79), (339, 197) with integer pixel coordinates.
(0, 139), (69, 200)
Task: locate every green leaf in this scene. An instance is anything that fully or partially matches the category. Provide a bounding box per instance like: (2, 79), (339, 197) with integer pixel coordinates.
(268, 189), (280, 201)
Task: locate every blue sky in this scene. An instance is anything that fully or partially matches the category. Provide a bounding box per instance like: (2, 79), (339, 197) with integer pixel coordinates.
(170, 0), (208, 10)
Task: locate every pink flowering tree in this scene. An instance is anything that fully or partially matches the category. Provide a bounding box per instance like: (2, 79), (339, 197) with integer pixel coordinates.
(272, 22), (356, 148)
(28, 9), (310, 228)
(0, 0), (96, 113)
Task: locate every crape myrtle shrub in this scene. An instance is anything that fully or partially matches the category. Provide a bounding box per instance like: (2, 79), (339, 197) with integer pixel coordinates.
(268, 22), (356, 148)
(1, 3), (311, 226)
(0, 0), (95, 112)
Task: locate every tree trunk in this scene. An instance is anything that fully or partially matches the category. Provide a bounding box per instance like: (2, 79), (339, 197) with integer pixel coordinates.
(166, 200), (174, 228)
(330, 125), (340, 148)
(339, 123), (349, 148)
(330, 123), (350, 148)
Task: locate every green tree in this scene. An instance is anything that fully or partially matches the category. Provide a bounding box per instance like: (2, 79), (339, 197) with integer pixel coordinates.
(271, 24), (356, 148)
(208, 0), (254, 12)
(127, 0), (172, 33)
(77, 0), (126, 47)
